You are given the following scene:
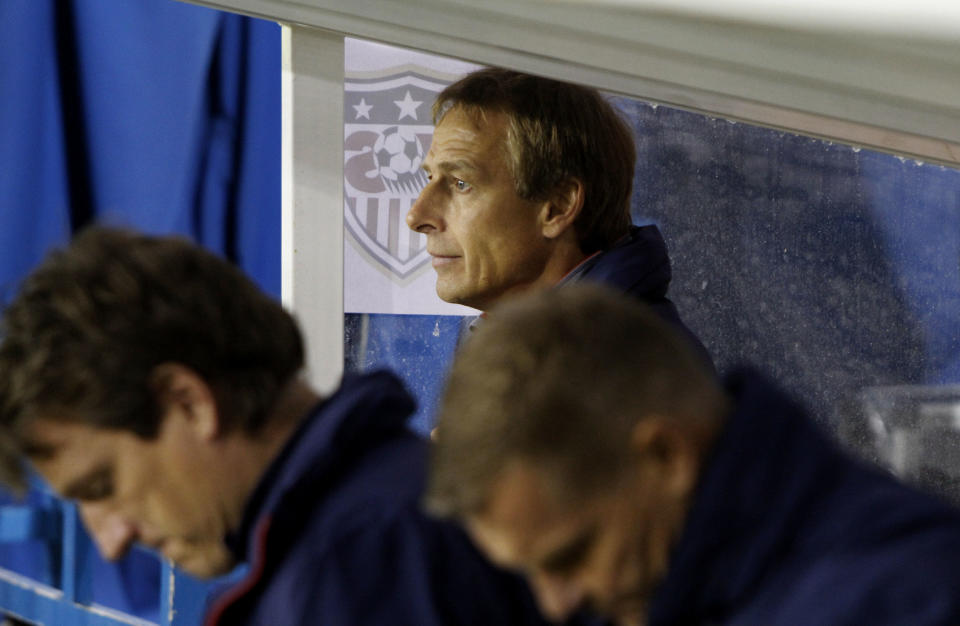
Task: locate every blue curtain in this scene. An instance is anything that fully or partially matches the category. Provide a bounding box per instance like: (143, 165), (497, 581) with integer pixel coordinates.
(0, 0), (280, 619)
(0, 0), (281, 299)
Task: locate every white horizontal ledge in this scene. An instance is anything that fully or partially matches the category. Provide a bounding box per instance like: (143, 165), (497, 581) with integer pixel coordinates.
(179, 0), (960, 166)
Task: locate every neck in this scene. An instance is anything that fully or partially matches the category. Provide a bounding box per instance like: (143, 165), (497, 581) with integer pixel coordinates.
(478, 244), (589, 313)
(544, 245), (591, 285)
(218, 377), (322, 532)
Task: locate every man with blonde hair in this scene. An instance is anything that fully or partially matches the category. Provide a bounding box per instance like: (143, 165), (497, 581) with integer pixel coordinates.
(427, 284), (960, 626)
(407, 68), (711, 365)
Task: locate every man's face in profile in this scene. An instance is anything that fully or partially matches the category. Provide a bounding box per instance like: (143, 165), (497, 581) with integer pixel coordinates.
(406, 106), (557, 311)
(465, 459), (673, 626)
(26, 410), (236, 579)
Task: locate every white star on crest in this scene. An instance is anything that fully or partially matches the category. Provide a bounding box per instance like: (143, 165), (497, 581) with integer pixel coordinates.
(352, 98), (372, 120)
(394, 91), (422, 121)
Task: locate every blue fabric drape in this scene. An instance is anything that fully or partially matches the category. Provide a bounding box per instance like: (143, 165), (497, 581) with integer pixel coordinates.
(0, 0), (281, 619)
(0, 0), (280, 300)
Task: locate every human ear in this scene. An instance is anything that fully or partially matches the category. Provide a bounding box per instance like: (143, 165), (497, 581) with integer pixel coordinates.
(149, 363), (221, 441)
(540, 178), (585, 240)
(629, 417), (700, 498)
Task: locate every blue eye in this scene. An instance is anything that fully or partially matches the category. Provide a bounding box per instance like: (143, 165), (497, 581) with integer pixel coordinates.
(454, 179), (472, 192)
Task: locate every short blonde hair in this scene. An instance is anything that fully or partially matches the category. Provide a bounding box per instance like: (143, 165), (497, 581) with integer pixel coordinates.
(434, 68), (635, 254)
(425, 284), (723, 518)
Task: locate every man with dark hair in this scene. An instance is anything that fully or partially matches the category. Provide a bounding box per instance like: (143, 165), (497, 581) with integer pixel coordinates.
(0, 227), (552, 626)
(426, 284), (960, 626)
(406, 68), (709, 363)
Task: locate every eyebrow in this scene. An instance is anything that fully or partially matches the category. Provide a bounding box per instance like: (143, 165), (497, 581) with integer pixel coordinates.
(538, 525), (598, 573)
(424, 158), (482, 178)
(21, 439), (57, 460)
(61, 463), (113, 501)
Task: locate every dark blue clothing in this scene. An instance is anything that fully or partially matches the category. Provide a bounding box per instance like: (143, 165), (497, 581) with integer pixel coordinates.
(564, 224), (713, 369)
(205, 371), (550, 626)
(467, 224), (712, 370)
(649, 368), (960, 625)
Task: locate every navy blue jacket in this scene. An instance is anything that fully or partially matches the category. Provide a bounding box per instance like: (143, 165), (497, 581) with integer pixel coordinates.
(205, 371), (550, 626)
(566, 225), (713, 369)
(649, 369), (960, 625)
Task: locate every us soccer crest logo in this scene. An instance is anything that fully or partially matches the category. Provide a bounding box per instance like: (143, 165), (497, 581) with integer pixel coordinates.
(344, 68), (453, 280)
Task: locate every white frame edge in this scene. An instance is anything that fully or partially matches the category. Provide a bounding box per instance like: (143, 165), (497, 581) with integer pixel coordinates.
(281, 25), (344, 394)
(182, 0), (960, 166)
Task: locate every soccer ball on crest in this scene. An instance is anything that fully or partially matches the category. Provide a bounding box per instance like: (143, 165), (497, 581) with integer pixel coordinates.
(373, 126), (424, 186)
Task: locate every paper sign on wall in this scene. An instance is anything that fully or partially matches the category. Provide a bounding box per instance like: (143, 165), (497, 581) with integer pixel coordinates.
(344, 39), (480, 315)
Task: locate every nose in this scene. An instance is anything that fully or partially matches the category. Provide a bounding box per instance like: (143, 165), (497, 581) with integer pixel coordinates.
(530, 572), (586, 621)
(406, 181), (443, 234)
(78, 502), (139, 561)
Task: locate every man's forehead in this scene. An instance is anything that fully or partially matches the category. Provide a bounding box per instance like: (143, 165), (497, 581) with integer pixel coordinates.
(438, 103), (503, 131)
(425, 108), (510, 176)
(468, 460), (585, 563)
(25, 416), (88, 447)
(433, 108), (507, 149)
(23, 417), (122, 463)
(483, 460), (558, 524)
(22, 418), (124, 492)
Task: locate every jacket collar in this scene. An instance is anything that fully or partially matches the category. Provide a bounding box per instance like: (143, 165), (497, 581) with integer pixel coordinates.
(648, 368), (843, 623)
(225, 370), (415, 562)
(566, 224), (672, 299)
